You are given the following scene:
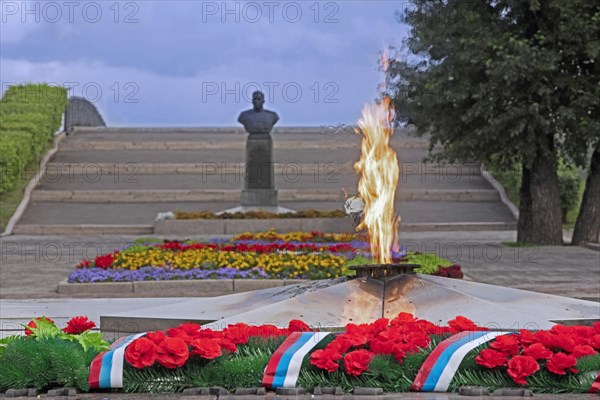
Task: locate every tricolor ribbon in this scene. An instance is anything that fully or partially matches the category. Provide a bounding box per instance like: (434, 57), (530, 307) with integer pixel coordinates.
(412, 330), (509, 392)
(89, 333), (147, 389)
(262, 331), (331, 389)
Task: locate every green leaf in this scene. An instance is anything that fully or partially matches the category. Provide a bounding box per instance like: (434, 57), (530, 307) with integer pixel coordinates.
(21, 317), (61, 340)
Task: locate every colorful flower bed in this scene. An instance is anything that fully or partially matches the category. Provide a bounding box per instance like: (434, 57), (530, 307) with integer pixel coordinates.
(69, 231), (463, 283)
(2, 314), (599, 394)
(174, 209), (346, 219)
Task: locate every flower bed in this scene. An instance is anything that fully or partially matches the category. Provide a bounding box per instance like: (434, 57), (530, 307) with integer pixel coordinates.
(175, 209), (346, 219)
(69, 231), (463, 283)
(2, 314), (599, 394)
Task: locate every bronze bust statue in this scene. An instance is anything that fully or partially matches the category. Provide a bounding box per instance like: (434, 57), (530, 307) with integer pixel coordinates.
(238, 91), (279, 134)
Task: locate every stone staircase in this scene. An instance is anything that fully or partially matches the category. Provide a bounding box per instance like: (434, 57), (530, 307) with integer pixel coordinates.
(13, 127), (517, 235)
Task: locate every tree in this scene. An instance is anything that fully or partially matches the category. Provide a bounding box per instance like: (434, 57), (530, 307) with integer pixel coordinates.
(552, 2), (600, 245)
(386, 0), (598, 244)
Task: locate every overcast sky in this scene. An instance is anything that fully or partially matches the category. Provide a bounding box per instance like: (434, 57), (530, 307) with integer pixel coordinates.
(1, 1), (408, 126)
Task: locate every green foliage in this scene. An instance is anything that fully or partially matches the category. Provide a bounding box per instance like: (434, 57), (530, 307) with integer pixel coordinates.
(0, 132), (32, 193)
(487, 159), (584, 223)
(0, 336), (20, 357)
(388, 0), (599, 242)
(23, 317), (109, 354)
(64, 330), (111, 353)
(390, 0), (599, 169)
(407, 253), (453, 274)
(0, 84), (67, 193)
(557, 162), (584, 223)
(449, 342), (600, 393)
(134, 237), (164, 245)
(123, 337), (287, 393)
(344, 252), (454, 275)
(124, 363), (205, 393)
(0, 337), (95, 392)
(576, 354), (600, 373)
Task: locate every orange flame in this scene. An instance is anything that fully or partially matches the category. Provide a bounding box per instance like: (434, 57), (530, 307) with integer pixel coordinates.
(354, 50), (400, 264)
(354, 96), (400, 264)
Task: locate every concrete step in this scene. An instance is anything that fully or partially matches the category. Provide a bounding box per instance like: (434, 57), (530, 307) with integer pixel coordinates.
(12, 224), (153, 235)
(17, 200), (517, 226)
(13, 221), (516, 236)
(44, 162), (482, 176)
(68, 127), (433, 149)
(60, 140), (362, 151)
(36, 172), (494, 191)
(30, 188), (500, 203)
(50, 147), (438, 164)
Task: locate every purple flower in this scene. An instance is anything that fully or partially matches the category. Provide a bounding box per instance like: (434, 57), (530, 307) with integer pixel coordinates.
(68, 266), (270, 283)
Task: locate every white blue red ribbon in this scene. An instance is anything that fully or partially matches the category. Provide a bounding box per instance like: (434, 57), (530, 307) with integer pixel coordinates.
(262, 332), (331, 389)
(88, 333), (146, 389)
(412, 330), (509, 392)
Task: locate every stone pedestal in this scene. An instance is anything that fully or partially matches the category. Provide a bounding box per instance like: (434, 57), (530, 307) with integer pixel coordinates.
(242, 133), (278, 207)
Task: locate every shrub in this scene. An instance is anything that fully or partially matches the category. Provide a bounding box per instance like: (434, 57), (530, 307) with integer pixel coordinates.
(0, 118), (50, 158)
(0, 132), (32, 193)
(487, 159), (583, 224)
(557, 162), (583, 224)
(0, 84), (67, 193)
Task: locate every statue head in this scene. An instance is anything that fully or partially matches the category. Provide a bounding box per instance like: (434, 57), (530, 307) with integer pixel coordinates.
(252, 91), (265, 112)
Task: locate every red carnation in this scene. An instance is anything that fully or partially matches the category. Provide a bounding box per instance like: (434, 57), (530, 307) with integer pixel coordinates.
(550, 324), (572, 335)
(448, 316), (486, 332)
(535, 331), (560, 350)
(196, 328), (221, 340)
(251, 324), (284, 339)
(507, 355), (539, 385)
(343, 349), (373, 376)
(572, 326), (595, 339)
(546, 352), (578, 375)
(475, 348), (508, 369)
(554, 334), (577, 353)
(156, 337), (189, 368)
(223, 324), (250, 345)
(378, 328), (402, 342)
(63, 316), (96, 335)
(337, 332), (368, 348)
(326, 337), (353, 354)
(24, 317), (56, 336)
(146, 331), (166, 345)
(571, 345), (597, 359)
(490, 335), (520, 356)
(390, 312), (417, 326)
(177, 322), (202, 338)
(369, 339), (394, 355)
(218, 338), (237, 353)
(288, 319), (311, 332)
(589, 334), (600, 350)
(310, 348), (342, 372)
(369, 318), (390, 334)
(391, 344), (406, 363)
(517, 329), (539, 347)
(522, 343), (553, 360)
(190, 338), (222, 360)
(125, 337), (157, 369)
(166, 327), (194, 344)
(406, 332), (431, 350)
(396, 341), (420, 354)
